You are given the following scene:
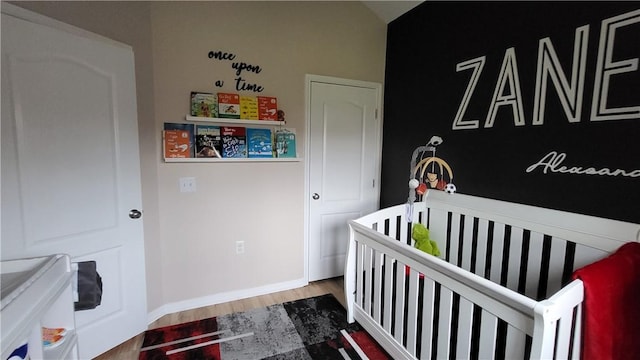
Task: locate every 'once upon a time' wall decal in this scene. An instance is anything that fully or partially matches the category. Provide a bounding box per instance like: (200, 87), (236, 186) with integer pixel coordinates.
(208, 50), (265, 92)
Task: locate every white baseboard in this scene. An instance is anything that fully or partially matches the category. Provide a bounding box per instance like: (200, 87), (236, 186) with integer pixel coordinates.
(147, 277), (308, 325)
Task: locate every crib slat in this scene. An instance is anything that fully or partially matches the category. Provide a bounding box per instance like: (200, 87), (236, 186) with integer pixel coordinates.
(526, 232), (545, 299)
(437, 287), (454, 359)
(428, 208), (449, 255)
(455, 297), (474, 359)
(356, 242), (364, 308)
(572, 304), (582, 360)
(388, 215), (398, 240)
(394, 260), (406, 343)
(490, 223), (506, 283)
(547, 240), (567, 297)
(478, 310), (498, 359)
(406, 270), (420, 356)
(373, 250), (384, 322)
(474, 219), (490, 277)
(420, 278), (436, 359)
(555, 311), (575, 359)
(504, 326), (526, 359)
(400, 217), (409, 245)
(506, 227), (524, 293)
(383, 256), (394, 332)
(449, 213), (462, 265)
(364, 245), (373, 315)
(461, 215), (474, 272)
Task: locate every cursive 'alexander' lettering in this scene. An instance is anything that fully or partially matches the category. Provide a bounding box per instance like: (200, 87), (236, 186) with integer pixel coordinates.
(526, 151), (640, 178)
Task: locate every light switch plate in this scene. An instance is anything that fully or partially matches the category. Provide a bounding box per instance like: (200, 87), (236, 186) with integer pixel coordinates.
(179, 177), (196, 192)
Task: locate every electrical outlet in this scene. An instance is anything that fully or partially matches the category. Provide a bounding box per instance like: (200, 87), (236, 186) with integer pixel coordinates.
(236, 241), (245, 254)
(179, 177), (196, 193)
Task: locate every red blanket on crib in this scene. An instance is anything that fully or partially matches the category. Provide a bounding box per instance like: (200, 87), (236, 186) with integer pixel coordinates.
(571, 241), (640, 360)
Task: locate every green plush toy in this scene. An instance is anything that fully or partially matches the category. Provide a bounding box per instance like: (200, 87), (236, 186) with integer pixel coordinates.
(412, 223), (441, 257)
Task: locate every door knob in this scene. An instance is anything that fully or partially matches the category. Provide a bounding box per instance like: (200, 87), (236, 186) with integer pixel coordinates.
(129, 209), (142, 219)
(312, 193), (320, 200)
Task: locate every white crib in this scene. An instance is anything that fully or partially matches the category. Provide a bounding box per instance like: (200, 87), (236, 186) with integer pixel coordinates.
(345, 191), (640, 360)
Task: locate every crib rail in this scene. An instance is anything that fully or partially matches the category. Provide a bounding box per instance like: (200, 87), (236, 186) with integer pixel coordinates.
(344, 191), (640, 359)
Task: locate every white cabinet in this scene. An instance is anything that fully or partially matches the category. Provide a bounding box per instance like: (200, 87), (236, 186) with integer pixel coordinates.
(1, 255), (78, 360)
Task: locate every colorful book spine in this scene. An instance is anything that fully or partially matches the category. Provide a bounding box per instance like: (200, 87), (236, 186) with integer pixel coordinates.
(247, 128), (273, 158)
(221, 126), (247, 158)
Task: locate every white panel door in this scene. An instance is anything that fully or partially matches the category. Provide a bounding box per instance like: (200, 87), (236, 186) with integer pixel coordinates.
(308, 77), (381, 281)
(1, 8), (147, 359)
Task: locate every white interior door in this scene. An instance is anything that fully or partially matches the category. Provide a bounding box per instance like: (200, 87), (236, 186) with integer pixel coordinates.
(307, 76), (382, 282)
(1, 7), (147, 359)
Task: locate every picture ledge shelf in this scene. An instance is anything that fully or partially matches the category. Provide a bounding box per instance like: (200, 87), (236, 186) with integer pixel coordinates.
(164, 157), (300, 163)
(185, 115), (285, 126)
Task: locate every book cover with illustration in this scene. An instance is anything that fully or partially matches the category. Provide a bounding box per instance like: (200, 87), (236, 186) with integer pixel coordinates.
(163, 130), (191, 158)
(247, 128), (273, 158)
(240, 96), (259, 120)
(190, 92), (218, 118)
(195, 125), (222, 158)
(217, 93), (241, 119)
(275, 128), (296, 158)
(257, 96), (278, 121)
(164, 122), (195, 157)
(221, 126), (247, 158)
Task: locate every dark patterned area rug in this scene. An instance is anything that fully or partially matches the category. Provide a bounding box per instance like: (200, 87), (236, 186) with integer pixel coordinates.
(139, 294), (390, 360)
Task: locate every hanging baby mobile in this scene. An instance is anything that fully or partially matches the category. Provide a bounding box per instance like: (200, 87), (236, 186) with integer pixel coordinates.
(407, 135), (456, 206)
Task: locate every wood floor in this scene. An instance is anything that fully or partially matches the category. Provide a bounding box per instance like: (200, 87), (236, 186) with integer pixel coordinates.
(93, 277), (345, 360)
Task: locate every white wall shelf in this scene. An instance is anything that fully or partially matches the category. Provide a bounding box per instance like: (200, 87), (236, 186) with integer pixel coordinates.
(164, 157), (300, 163)
(165, 115), (296, 162)
(185, 115), (285, 126)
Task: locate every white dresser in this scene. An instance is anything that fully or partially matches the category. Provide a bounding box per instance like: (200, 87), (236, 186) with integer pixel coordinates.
(1, 255), (78, 360)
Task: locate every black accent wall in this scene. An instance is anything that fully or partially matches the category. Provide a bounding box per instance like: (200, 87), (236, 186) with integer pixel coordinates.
(381, 2), (640, 224)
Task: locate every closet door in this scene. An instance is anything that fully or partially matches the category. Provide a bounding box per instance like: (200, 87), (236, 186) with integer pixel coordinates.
(1, 5), (147, 359)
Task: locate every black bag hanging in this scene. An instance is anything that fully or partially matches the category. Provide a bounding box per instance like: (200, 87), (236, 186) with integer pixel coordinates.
(74, 261), (103, 311)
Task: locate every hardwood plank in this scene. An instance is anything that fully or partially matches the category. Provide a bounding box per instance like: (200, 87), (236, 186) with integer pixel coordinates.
(93, 277), (344, 359)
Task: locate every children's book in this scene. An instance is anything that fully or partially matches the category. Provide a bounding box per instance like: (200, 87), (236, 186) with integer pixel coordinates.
(164, 123), (195, 157)
(275, 128), (296, 158)
(190, 92), (218, 118)
(163, 130), (191, 158)
(221, 126), (247, 158)
(247, 128), (273, 158)
(195, 125), (222, 158)
(240, 96), (259, 120)
(217, 93), (241, 119)
(257, 96), (278, 121)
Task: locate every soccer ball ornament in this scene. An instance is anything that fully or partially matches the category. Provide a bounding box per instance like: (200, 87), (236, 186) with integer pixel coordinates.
(444, 183), (457, 194)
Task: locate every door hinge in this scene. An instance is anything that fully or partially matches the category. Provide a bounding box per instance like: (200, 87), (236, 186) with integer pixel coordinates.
(372, 179), (375, 188)
(375, 109), (378, 119)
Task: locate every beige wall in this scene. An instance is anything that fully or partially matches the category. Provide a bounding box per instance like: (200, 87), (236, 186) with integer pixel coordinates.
(11, 1), (386, 317)
(151, 1), (386, 307)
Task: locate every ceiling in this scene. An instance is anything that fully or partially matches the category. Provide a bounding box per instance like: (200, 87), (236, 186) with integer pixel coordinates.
(362, 1), (424, 24)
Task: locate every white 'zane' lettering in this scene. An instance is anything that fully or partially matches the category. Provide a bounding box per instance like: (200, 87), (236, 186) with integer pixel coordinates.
(452, 9), (640, 130)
